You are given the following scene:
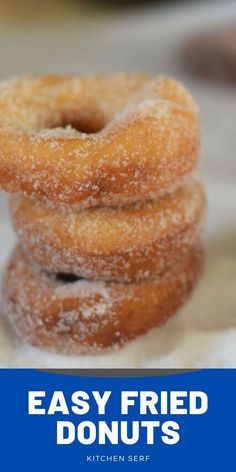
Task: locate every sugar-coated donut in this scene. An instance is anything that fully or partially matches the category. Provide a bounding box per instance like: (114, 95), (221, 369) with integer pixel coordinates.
(11, 175), (205, 282)
(2, 244), (203, 355)
(0, 74), (199, 207)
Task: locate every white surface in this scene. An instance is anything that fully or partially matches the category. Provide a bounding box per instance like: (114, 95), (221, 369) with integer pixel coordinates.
(0, 0), (236, 367)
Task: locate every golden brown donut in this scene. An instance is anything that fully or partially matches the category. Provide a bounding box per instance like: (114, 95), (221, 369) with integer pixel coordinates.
(2, 244), (203, 355)
(0, 74), (199, 207)
(11, 176), (206, 282)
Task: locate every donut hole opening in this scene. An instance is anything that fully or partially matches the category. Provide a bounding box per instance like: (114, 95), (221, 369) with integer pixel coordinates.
(55, 273), (84, 284)
(51, 111), (107, 134)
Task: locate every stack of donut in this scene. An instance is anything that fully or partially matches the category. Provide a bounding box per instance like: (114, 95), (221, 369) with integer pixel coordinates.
(0, 74), (205, 354)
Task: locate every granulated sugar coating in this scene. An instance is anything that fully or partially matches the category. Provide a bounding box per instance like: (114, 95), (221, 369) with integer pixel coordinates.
(0, 72), (205, 356)
(11, 174), (206, 281)
(0, 1), (235, 367)
(0, 179), (235, 367)
(0, 74), (199, 207)
(2, 244), (203, 355)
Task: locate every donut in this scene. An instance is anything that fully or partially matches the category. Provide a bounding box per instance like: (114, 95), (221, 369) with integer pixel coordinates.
(2, 244), (203, 355)
(11, 175), (205, 281)
(0, 74), (199, 207)
(184, 24), (236, 83)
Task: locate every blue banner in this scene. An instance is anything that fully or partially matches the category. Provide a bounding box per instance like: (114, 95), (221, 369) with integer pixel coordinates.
(0, 369), (234, 471)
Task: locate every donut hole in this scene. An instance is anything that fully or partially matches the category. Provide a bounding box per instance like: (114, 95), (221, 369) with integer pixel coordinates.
(52, 110), (107, 134)
(55, 273), (84, 284)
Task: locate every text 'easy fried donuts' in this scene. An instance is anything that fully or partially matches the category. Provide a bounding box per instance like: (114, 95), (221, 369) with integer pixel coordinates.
(0, 74), (199, 207)
(2, 245), (203, 355)
(11, 176), (206, 281)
